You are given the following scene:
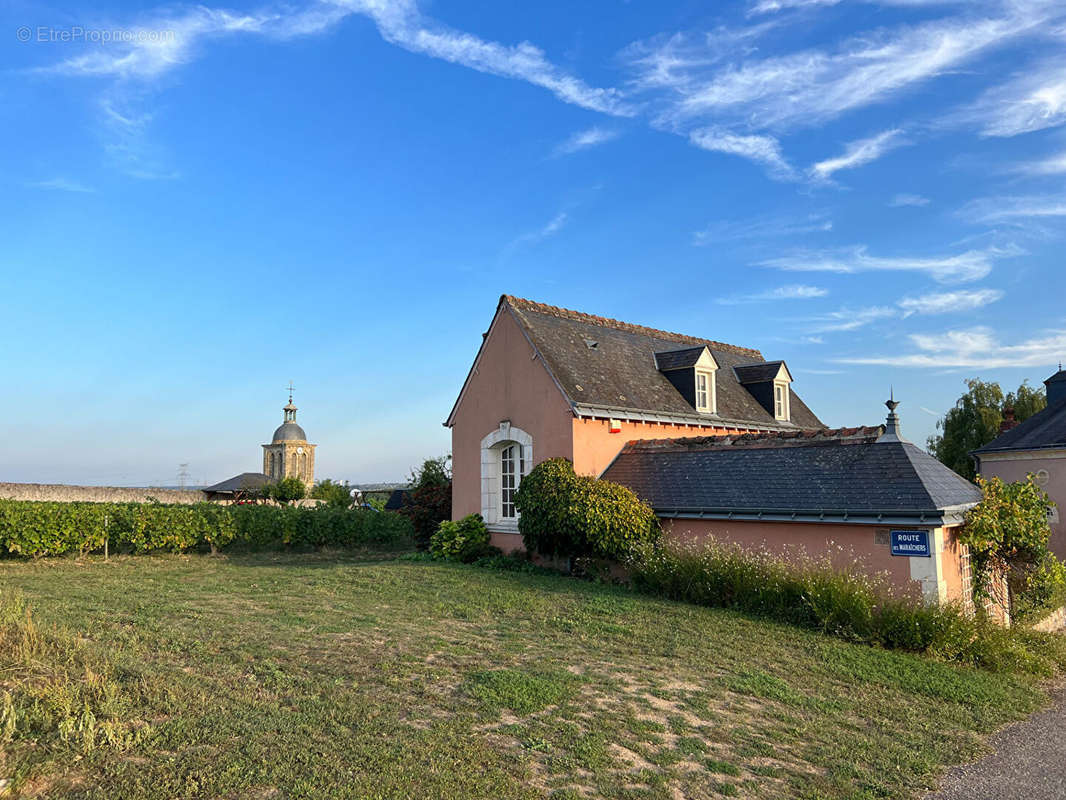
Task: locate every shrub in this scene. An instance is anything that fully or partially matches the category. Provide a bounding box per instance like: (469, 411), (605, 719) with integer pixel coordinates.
(961, 475), (1066, 618)
(627, 538), (1066, 674)
(267, 476), (307, 504)
(399, 455), (453, 550)
(515, 458), (659, 563)
(0, 499), (414, 558)
(311, 479), (354, 508)
(430, 514), (493, 562)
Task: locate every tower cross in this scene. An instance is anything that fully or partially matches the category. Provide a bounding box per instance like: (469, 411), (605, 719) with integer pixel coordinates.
(286, 380), (295, 403)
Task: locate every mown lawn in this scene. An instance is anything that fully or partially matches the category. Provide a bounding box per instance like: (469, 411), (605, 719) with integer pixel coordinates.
(0, 552), (1057, 799)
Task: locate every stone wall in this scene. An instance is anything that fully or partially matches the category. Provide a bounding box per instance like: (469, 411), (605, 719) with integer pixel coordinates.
(0, 483), (207, 505)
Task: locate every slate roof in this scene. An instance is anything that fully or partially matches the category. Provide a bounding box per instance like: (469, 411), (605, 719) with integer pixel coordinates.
(734, 362), (785, 384)
(601, 426), (981, 525)
(203, 472), (271, 494)
(974, 396), (1066, 455)
(272, 421), (308, 443)
(498, 296), (824, 430)
(654, 347), (710, 371)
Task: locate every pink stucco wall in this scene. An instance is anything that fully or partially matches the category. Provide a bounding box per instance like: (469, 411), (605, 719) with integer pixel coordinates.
(979, 453), (1066, 560)
(449, 308), (575, 521)
(573, 418), (748, 478)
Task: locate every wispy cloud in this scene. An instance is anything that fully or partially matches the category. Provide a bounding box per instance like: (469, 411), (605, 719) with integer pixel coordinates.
(689, 127), (795, 179)
(47, 2), (632, 116)
(898, 288), (1004, 316)
(627, 7), (1050, 132)
(958, 61), (1066, 138)
(717, 284), (829, 304)
(959, 194), (1066, 226)
(27, 177), (94, 193)
(759, 244), (1018, 284)
(810, 129), (908, 180)
(505, 211), (569, 255)
(889, 193), (930, 207)
(693, 212), (832, 244)
(552, 127), (620, 157)
(1011, 151), (1066, 176)
(749, 0), (967, 13)
(839, 326), (1066, 368)
(807, 306), (897, 332)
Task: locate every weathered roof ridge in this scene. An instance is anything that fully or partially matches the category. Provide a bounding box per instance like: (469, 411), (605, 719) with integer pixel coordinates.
(503, 295), (763, 359)
(624, 425), (884, 452)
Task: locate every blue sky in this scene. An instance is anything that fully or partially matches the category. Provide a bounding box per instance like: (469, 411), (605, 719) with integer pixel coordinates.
(3, 0), (1065, 486)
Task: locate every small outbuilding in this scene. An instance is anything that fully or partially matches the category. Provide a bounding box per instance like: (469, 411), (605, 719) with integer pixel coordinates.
(602, 400), (983, 606)
(202, 472), (272, 503)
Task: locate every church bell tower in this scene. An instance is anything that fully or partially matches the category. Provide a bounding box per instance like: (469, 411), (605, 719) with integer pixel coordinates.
(262, 383), (316, 486)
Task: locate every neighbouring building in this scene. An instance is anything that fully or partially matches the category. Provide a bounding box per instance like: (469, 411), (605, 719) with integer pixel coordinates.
(445, 295), (985, 607)
(601, 401), (982, 606)
(204, 390), (317, 499)
(262, 391), (316, 485)
(974, 367), (1066, 560)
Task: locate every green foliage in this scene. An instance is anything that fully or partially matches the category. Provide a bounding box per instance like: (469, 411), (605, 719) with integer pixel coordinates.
(514, 458), (659, 562)
(928, 379), (1046, 480)
(268, 476), (307, 504)
(408, 455), (451, 490)
(430, 514), (494, 563)
(0, 499), (414, 558)
(627, 539), (1064, 674)
(398, 456), (453, 550)
(311, 479), (354, 508)
(961, 475), (1066, 618)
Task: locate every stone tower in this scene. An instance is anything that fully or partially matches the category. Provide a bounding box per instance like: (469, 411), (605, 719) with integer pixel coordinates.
(262, 387), (316, 486)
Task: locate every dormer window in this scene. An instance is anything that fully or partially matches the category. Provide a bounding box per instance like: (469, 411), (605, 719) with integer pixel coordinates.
(655, 346), (719, 415)
(774, 382), (790, 421)
(696, 370), (715, 413)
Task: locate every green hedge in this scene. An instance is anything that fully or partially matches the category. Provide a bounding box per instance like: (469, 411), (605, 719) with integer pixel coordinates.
(628, 540), (1066, 675)
(0, 500), (414, 558)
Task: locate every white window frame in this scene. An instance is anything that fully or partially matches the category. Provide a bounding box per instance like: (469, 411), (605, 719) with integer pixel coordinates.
(480, 422), (533, 530)
(695, 369), (717, 414)
(774, 381), (790, 421)
(499, 443), (525, 519)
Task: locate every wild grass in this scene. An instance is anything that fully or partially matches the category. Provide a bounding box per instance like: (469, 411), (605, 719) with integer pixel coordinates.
(0, 552), (1061, 799)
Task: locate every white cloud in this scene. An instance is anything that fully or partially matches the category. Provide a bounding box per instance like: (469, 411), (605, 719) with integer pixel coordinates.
(46, 2), (631, 115)
(27, 178), (94, 193)
(808, 306), (897, 332)
(693, 212), (832, 244)
(749, 0), (967, 13)
(960, 62), (1066, 137)
(889, 193), (930, 207)
(505, 211), (569, 255)
(1012, 151), (1066, 176)
(759, 244), (1018, 283)
(897, 288), (1004, 316)
(627, 6), (1050, 132)
(810, 128), (908, 179)
(689, 127), (795, 179)
(960, 195), (1066, 225)
(839, 326), (1066, 368)
(717, 284), (829, 304)
(552, 127), (620, 157)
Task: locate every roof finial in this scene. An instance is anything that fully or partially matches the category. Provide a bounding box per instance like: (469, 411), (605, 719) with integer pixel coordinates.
(287, 380), (295, 404)
(283, 381), (297, 422)
(879, 390), (905, 443)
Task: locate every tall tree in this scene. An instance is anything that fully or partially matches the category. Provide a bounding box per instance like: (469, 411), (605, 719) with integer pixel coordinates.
(928, 379), (1046, 481)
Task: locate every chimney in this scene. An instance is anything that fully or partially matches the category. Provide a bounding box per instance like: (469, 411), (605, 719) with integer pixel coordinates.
(999, 407), (1018, 433)
(1045, 364), (1066, 407)
(877, 391), (907, 443)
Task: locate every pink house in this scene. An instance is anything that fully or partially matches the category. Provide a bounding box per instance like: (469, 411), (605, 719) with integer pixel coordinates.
(445, 296), (981, 607)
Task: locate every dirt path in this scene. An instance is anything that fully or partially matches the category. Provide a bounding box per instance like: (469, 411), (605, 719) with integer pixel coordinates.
(925, 683), (1066, 800)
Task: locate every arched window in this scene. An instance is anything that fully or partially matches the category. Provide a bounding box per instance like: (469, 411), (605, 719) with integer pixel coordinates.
(479, 422), (533, 529)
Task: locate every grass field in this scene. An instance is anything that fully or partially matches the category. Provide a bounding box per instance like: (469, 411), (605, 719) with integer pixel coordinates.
(0, 552), (1057, 799)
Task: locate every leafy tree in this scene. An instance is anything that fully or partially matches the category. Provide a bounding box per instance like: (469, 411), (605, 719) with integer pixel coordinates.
(408, 456), (451, 490)
(928, 379), (1046, 481)
(399, 455), (452, 549)
(960, 475), (1065, 617)
(268, 476), (307, 505)
(311, 478), (354, 508)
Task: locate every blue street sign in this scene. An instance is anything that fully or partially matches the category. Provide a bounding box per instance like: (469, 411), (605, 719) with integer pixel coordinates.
(891, 530), (931, 558)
